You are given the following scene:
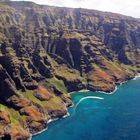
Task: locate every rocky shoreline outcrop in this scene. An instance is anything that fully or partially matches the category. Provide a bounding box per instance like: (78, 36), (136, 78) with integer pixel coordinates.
(0, 1), (140, 139)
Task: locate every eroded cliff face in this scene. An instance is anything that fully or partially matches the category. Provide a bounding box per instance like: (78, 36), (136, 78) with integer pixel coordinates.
(0, 1), (140, 139)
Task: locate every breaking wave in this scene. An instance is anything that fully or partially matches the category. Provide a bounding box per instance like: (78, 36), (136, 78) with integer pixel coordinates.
(74, 96), (104, 109)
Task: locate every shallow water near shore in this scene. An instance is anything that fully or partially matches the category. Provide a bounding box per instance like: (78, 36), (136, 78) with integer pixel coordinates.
(33, 77), (140, 140)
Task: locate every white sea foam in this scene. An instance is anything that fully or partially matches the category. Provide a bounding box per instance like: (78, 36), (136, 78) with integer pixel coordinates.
(74, 96), (104, 109)
(62, 112), (70, 118)
(29, 127), (48, 140)
(29, 117), (57, 139)
(97, 86), (118, 94)
(133, 73), (140, 80)
(29, 113), (70, 140)
(69, 102), (74, 108)
(68, 89), (89, 95)
(68, 91), (75, 95)
(79, 89), (90, 92)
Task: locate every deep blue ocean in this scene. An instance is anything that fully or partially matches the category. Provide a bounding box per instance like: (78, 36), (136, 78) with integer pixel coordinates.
(33, 77), (140, 140)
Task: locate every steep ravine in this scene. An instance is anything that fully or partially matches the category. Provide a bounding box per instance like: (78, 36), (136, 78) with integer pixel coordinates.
(0, 1), (140, 139)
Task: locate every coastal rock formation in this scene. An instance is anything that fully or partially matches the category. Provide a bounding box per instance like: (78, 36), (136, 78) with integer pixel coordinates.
(0, 1), (140, 139)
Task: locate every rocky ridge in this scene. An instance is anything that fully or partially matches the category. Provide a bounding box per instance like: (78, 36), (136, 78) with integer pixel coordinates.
(0, 1), (140, 139)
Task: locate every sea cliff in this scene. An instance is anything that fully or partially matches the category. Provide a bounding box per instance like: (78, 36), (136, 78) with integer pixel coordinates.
(0, 1), (140, 139)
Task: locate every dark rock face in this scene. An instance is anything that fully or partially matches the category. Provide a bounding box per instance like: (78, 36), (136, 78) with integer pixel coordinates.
(0, 1), (140, 139)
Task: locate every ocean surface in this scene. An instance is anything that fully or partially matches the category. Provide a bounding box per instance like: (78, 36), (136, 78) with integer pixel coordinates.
(33, 77), (140, 140)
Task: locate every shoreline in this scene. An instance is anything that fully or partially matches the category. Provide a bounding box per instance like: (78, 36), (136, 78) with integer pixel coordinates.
(68, 89), (90, 95)
(97, 86), (118, 94)
(132, 73), (140, 80)
(29, 73), (140, 140)
(29, 111), (70, 140)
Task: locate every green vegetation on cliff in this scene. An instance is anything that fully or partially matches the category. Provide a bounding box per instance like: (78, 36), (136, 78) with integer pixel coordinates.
(0, 1), (140, 139)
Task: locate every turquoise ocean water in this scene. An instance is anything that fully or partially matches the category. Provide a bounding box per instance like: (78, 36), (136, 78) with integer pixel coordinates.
(33, 77), (140, 140)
